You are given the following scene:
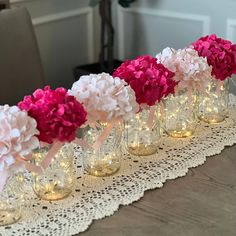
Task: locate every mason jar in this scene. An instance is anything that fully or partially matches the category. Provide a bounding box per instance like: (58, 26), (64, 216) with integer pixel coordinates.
(163, 88), (198, 138)
(82, 122), (122, 177)
(125, 106), (161, 156)
(198, 78), (229, 124)
(33, 143), (76, 201)
(0, 171), (25, 226)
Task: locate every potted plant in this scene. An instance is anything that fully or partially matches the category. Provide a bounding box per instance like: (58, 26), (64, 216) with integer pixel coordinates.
(73, 0), (136, 79)
(0, 0), (9, 11)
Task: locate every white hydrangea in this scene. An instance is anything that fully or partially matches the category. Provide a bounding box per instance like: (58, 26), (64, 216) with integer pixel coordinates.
(69, 73), (139, 124)
(0, 105), (39, 171)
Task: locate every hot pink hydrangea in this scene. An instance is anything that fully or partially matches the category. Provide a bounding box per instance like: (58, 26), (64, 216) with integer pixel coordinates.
(113, 55), (177, 106)
(18, 86), (87, 144)
(192, 34), (236, 80)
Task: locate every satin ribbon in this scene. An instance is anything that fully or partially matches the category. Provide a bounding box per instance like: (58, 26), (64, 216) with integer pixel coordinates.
(16, 138), (89, 175)
(25, 162), (43, 175)
(73, 137), (90, 150)
(92, 122), (115, 152)
(0, 154), (39, 194)
(147, 106), (155, 129)
(175, 84), (196, 106)
(41, 141), (63, 170)
(197, 83), (208, 96)
(0, 170), (8, 194)
(0, 136), (90, 192)
(187, 85), (193, 104)
(216, 80), (224, 95)
(40, 137), (89, 170)
(15, 153), (44, 175)
(159, 101), (165, 122)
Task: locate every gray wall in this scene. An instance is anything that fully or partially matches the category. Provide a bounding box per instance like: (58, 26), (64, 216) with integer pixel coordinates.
(10, 0), (236, 92)
(114, 0), (236, 59)
(11, 0), (97, 88)
(113, 0), (236, 93)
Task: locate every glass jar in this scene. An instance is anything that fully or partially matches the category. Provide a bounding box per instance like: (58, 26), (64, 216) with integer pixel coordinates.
(125, 106), (161, 156)
(82, 122), (122, 177)
(198, 79), (229, 124)
(0, 171), (25, 226)
(163, 88), (197, 138)
(32, 143), (76, 201)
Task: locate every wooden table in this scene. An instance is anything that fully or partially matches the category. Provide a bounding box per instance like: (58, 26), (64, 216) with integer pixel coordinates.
(79, 145), (236, 236)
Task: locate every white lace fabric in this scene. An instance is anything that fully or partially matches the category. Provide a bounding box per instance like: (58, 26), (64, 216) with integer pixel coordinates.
(1, 94), (236, 236)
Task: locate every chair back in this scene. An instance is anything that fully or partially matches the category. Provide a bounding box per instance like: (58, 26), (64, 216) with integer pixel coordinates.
(0, 7), (45, 105)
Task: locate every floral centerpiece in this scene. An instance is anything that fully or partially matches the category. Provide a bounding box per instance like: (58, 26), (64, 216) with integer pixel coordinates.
(70, 72), (138, 176)
(113, 55), (177, 106)
(113, 55), (177, 155)
(192, 34), (236, 123)
(156, 47), (212, 137)
(0, 105), (39, 225)
(156, 47), (212, 96)
(18, 86), (87, 201)
(192, 34), (236, 81)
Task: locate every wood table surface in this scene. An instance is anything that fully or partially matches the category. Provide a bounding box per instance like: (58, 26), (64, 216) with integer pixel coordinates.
(78, 144), (236, 236)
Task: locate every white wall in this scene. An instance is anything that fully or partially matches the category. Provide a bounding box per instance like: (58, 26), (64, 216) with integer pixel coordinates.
(10, 0), (96, 88)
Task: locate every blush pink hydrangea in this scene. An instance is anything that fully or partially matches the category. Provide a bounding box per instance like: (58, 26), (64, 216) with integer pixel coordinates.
(0, 105), (39, 171)
(192, 34), (236, 80)
(18, 86), (87, 144)
(69, 73), (139, 124)
(113, 55), (177, 106)
(156, 47), (212, 92)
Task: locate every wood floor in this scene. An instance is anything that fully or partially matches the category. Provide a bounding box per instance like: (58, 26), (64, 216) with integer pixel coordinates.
(78, 145), (236, 236)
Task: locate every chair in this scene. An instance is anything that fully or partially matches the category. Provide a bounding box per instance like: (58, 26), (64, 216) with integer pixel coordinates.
(0, 7), (45, 105)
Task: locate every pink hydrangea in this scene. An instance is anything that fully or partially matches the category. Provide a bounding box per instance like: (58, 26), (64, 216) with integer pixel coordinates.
(113, 55), (177, 106)
(192, 34), (236, 80)
(69, 73), (138, 124)
(0, 105), (39, 171)
(18, 86), (87, 144)
(156, 47), (212, 92)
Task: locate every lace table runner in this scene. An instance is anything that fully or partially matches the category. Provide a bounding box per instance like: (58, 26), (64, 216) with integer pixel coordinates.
(1, 95), (236, 236)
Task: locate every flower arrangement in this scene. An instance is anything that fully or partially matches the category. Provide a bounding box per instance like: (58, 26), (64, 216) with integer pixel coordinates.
(156, 47), (212, 92)
(1, 29), (236, 225)
(192, 34), (236, 81)
(69, 72), (138, 125)
(113, 55), (177, 106)
(70, 72), (138, 166)
(0, 105), (39, 192)
(18, 86), (87, 144)
(18, 86), (87, 170)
